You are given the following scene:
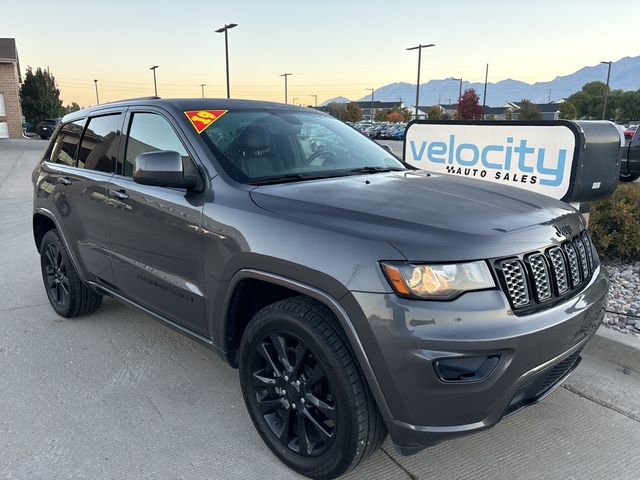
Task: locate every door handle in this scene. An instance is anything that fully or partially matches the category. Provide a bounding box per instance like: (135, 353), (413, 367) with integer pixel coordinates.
(109, 189), (129, 200)
(57, 176), (72, 186)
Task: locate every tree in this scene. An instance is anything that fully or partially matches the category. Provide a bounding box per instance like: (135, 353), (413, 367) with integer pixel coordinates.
(401, 108), (412, 122)
(63, 102), (82, 115)
(458, 88), (483, 120)
(558, 101), (577, 120)
(343, 102), (362, 122)
(374, 110), (388, 122)
(20, 67), (64, 124)
(567, 81), (608, 119)
(427, 105), (442, 119)
(326, 102), (347, 121)
(504, 108), (513, 121)
(518, 99), (542, 120)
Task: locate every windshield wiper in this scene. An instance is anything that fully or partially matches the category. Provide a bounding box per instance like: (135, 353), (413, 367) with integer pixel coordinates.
(249, 172), (349, 186)
(349, 166), (407, 174)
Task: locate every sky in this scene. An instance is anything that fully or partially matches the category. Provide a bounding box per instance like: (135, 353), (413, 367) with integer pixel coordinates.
(1, 0), (638, 107)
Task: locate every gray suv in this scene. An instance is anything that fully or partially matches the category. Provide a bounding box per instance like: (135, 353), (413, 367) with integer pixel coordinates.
(32, 98), (609, 479)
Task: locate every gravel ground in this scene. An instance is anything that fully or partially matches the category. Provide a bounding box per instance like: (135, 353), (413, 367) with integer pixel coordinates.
(602, 259), (640, 336)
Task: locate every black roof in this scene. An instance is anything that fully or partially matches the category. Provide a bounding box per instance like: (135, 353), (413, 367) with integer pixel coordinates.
(63, 97), (319, 122)
(354, 101), (402, 109)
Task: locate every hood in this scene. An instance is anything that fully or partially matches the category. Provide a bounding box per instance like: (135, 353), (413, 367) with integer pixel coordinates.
(250, 171), (585, 262)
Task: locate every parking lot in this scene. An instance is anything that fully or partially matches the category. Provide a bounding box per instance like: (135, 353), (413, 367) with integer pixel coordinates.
(1, 138), (640, 479)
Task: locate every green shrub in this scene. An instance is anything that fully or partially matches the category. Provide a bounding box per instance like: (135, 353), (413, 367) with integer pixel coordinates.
(589, 183), (640, 261)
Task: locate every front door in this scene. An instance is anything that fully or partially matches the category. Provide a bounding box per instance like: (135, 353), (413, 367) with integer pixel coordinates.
(107, 110), (208, 335)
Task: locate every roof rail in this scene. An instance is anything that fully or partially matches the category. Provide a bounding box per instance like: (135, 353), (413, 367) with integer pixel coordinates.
(100, 96), (161, 105)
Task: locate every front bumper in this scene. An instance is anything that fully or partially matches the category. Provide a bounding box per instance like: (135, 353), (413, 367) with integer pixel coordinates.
(343, 265), (608, 454)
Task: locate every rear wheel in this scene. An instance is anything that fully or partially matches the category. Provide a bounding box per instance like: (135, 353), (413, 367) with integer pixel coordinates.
(40, 229), (102, 317)
(619, 171), (640, 182)
(239, 296), (386, 480)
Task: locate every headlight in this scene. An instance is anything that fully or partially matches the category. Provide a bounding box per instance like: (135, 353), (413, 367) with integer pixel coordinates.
(381, 261), (495, 300)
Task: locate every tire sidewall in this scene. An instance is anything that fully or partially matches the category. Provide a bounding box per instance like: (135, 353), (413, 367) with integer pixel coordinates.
(239, 308), (359, 479)
(40, 230), (74, 317)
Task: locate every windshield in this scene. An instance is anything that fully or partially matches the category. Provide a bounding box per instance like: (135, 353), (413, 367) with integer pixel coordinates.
(199, 109), (406, 184)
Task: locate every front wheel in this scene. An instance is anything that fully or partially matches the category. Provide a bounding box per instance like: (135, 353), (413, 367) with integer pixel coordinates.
(239, 296), (386, 479)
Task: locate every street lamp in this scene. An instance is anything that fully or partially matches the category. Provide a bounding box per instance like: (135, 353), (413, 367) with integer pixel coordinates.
(200, 83), (206, 98)
(150, 65), (159, 96)
(93, 79), (99, 105)
(601, 60), (612, 120)
(310, 94), (318, 107)
(215, 23), (238, 99)
(280, 73), (292, 104)
(366, 88), (374, 122)
(452, 77), (462, 118)
(406, 43), (435, 119)
(482, 64), (489, 120)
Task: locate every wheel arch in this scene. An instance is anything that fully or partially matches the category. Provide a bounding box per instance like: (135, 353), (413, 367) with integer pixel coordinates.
(221, 268), (392, 419)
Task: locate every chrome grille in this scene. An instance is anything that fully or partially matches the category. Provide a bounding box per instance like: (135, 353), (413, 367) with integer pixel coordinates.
(528, 253), (552, 301)
(563, 243), (581, 288)
(574, 239), (589, 278)
(549, 247), (569, 294)
(500, 260), (530, 308)
(497, 230), (596, 312)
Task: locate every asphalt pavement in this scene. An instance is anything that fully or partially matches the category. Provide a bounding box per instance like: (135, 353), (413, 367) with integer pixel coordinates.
(1, 138), (639, 479)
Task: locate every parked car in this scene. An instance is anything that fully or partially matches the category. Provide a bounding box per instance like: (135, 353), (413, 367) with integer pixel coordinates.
(624, 124), (638, 141)
(36, 119), (61, 139)
(620, 124), (640, 181)
(32, 98), (608, 479)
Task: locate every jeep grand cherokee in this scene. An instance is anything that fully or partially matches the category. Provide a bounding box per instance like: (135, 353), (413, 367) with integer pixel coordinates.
(32, 98), (609, 479)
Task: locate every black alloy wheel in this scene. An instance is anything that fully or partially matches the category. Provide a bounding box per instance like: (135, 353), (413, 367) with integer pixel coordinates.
(43, 242), (70, 308)
(251, 332), (337, 457)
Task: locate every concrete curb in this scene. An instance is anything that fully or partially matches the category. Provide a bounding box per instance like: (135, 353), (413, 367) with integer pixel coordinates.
(584, 326), (640, 372)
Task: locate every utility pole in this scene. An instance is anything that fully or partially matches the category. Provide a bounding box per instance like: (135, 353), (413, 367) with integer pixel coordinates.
(150, 65), (159, 96)
(310, 94), (318, 107)
(406, 43), (435, 119)
(200, 83), (206, 98)
(601, 60), (612, 120)
(215, 23), (238, 98)
(93, 79), (99, 105)
(366, 88), (374, 122)
(280, 73), (292, 104)
(482, 64), (489, 120)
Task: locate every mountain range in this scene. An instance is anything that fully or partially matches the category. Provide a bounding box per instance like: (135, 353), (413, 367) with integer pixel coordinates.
(322, 55), (640, 108)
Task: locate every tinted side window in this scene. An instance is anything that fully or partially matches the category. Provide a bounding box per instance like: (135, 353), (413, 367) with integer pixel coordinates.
(123, 113), (190, 177)
(48, 120), (85, 166)
(77, 114), (122, 173)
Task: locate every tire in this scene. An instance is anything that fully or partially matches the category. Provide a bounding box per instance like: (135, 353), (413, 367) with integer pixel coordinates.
(40, 229), (102, 317)
(239, 296), (386, 480)
(619, 171), (640, 182)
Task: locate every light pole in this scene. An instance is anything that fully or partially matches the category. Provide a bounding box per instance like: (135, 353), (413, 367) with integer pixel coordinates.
(482, 64), (489, 120)
(452, 77), (462, 118)
(150, 65), (158, 96)
(93, 79), (99, 105)
(215, 23), (238, 99)
(280, 73), (292, 104)
(601, 60), (612, 120)
(310, 94), (318, 107)
(200, 83), (206, 98)
(406, 43), (435, 119)
(366, 88), (374, 122)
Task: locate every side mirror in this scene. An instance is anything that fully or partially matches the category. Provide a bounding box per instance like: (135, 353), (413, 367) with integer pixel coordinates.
(133, 150), (198, 190)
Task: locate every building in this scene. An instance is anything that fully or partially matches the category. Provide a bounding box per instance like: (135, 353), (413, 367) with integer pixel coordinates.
(354, 101), (406, 122)
(0, 38), (23, 138)
(505, 101), (565, 121)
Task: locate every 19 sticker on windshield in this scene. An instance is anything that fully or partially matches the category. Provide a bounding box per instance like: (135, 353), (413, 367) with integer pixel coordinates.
(184, 110), (228, 134)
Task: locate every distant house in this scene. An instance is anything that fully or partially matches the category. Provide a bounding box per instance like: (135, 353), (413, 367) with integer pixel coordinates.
(505, 100), (565, 120)
(354, 100), (406, 122)
(0, 38), (23, 138)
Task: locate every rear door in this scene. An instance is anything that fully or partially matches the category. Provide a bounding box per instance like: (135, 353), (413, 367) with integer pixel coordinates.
(54, 112), (123, 285)
(628, 127), (640, 176)
(107, 108), (208, 335)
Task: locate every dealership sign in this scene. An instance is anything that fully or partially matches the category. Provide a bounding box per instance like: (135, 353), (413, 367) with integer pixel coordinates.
(404, 121), (580, 200)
